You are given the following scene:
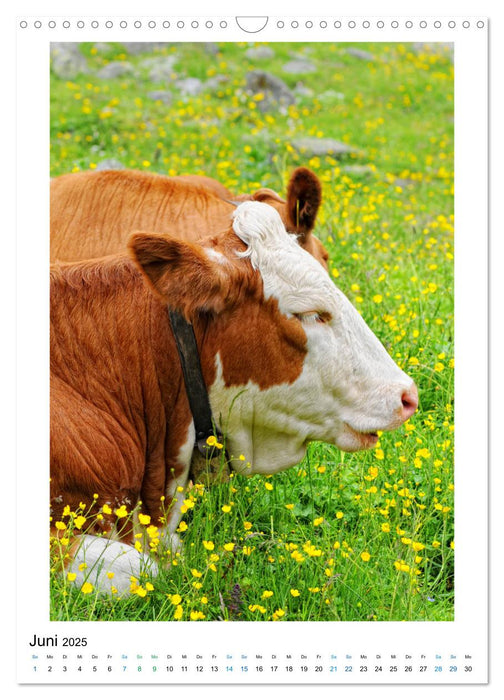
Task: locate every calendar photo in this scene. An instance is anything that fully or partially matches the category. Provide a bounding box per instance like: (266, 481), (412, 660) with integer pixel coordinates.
(48, 39), (454, 624)
(15, 13), (488, 686)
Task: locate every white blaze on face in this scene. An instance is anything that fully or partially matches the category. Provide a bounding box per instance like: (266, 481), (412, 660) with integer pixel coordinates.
(210, 202), (417, 474)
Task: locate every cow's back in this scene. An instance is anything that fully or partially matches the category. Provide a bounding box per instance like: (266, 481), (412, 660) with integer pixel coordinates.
(50, 170), (235, 262)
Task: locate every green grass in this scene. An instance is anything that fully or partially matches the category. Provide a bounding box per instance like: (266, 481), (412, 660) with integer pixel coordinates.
(50, 41), (454, 621)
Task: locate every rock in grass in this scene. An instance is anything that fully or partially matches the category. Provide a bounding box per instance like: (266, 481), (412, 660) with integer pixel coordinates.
(205, 74), (229, 91)
(175, 77), (203, 97)
(93, 43), (113, 54)
(95, 62), (134, 80)
(147, 90), (173, 105)
(412, 42), (454, 62)
(95, 159), (125, 171)
(204, 43), (220, 55)
(346, 48), (376, 61)
(121, 42), (170, 55)
(50, 43), (88, 79)
(342, 164), (376, 177)
(245, 70), (296, 112)
(292, 137), (359, 158)
(282, 59), (317, 74)
(245, 46), (275, 60)
(294, 82), (314, 97)
(144, 56), (178, 83)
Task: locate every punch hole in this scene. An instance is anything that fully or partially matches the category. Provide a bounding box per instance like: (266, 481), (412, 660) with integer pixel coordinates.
(377, 21), (384, 29)
(120, 21), (127, 29)
(434, 21), (442, 28)
(477, 20), (485, 28)
(148, 21), (156, 28)
(334, 21), (342, 28)
(462, 21), (470, 28)
(405, 20), (413, 28)
(191, 21), (199, 28)
(48, 20), (56, 29)
(91, 21), (99, 28)
(319, 21), (327, 28)
(206, 21), (213, 28)
(77, 20), (85, 29)
(220, 21), (228, 28)
(177, 21), (185, 28)
(348, 21), (356, 28)
(420, 21), (427, 28)
(163, 21), (171, 28)
(236, 17), (266, 32)
(305, 21), (313, 28)
(63, 20), (70, 28)
(34, 20), (42, 28)
(448, 21), (456, 28)
(391, 21), (399, 28)
(363, 21), (370, 28)
(134, 21), (142, 28)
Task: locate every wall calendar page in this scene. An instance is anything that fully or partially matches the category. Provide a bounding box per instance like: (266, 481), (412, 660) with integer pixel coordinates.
(12, 0), (490, 692)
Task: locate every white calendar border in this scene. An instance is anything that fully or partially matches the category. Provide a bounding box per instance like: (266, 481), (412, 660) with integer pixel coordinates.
(8, 0), (493, 691)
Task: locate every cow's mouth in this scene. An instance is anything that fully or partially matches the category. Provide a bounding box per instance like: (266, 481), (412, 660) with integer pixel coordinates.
(342, 423), (379, 450)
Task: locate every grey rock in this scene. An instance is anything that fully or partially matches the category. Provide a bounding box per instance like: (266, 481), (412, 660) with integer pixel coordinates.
(50, 43), (88, 79)
(121, 42), (170, 55)
(342, 164), (376, 176)
(245, 46), (275, 60)
(144, 56), (178, 83)
(175, 78), (203, 96)
(393, 177), (416, 188)
(346, 48), (375, 61)
(204, 43), (220, 55)
(205, 74), (230, 91)
(294, 82), (314, 97)
(412, 42), (454, 62)
(245, 70), (296, 112)
(95, 159), (125, 171)
(147, 90), (173, 105)
(95, 61), (134, 80)
(292, 137), (359, 158)
(282, 59), (317, 74)
(318, 89), (345, 102)
(93, 42), (113, 53)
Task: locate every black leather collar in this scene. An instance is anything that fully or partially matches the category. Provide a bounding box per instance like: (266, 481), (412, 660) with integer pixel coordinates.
(168, 309), (226, 462)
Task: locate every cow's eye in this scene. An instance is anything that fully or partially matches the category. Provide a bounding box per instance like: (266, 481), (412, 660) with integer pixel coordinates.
(295, 311), (331, 324)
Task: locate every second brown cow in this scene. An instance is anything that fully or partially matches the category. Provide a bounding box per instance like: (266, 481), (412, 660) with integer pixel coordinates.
(50, 167), (329, 267)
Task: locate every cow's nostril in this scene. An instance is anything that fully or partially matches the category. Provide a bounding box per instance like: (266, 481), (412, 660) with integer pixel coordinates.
(401, 384), (419, 421)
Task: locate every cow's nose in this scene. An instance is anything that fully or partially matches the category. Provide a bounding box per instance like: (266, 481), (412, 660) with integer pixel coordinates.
(400, 383), (419, 422)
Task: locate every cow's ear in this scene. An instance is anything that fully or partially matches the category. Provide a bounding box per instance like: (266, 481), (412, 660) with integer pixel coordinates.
(286, 167), (322, 239)
(251, 187), (284, 204)
(128, 233), (232, 318)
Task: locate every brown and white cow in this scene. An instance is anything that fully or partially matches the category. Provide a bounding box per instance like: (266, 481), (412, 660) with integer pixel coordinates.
(50, 167), (329, 267)
(51, 202), (417, 593)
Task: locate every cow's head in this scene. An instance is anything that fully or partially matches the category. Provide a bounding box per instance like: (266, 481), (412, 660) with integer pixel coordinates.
(129, 202), (418, 475)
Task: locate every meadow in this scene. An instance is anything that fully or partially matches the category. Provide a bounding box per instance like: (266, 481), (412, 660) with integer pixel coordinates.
(50, 41), (454, 622)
